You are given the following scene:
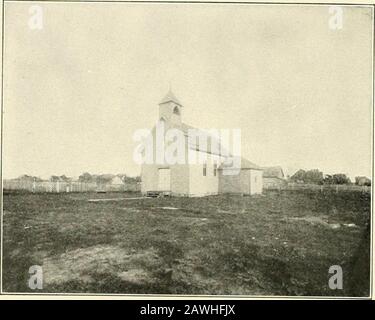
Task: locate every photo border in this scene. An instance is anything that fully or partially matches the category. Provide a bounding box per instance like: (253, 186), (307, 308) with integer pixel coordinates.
(0, 0), (373, 300)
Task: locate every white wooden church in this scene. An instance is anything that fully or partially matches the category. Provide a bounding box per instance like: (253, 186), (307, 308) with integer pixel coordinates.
(140, 91), (263, 197)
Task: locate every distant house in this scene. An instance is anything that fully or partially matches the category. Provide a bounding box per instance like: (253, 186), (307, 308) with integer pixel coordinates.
(262, 166), (286, 189)
(96, 175), (125, 192)
(110, 175), (127, 191)
(355, 176), (371, 186)
(109, 176), (123, 185)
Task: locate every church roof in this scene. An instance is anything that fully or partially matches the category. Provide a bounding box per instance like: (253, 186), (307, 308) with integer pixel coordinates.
(153, 120), (227, 156)
(151, 119), (260, 169)
(159, 90), (183, 106)
(178, 122), (227, 156)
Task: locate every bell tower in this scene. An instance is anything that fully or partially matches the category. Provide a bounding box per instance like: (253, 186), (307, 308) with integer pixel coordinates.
(159, 90), (183, 125)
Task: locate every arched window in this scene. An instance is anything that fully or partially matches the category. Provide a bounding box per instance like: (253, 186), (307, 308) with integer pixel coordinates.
(173, 106), (180, 115)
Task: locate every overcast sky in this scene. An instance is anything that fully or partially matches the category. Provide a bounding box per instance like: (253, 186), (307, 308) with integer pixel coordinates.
(3, 3), (373, 180)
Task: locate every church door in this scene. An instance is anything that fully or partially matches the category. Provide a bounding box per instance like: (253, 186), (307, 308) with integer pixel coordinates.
(158, 168), (171, 191)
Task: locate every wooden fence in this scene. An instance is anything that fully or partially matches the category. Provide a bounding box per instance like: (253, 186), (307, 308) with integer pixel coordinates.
(265, 183), (371, 193)
(3, 180), (141, 193)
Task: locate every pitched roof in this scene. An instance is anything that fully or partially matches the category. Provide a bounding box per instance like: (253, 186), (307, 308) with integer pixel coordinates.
(159, 90), (182, 106)
(152, 117), (260, 169)
(241, 158), (262, 169)
(178, 122), (229, 157)
(152, 120), (229, 157)
(218, 156), (261, 170)
(262, 166), (285, 178)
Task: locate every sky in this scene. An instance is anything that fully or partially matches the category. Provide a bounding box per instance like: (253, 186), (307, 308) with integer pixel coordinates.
(2, 3), (373, 180)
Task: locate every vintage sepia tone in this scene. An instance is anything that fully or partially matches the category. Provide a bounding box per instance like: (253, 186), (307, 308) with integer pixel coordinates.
(0, 1), (373, 298)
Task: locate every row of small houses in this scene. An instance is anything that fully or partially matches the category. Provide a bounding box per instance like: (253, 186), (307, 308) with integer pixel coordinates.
(3, 175), (141, 193)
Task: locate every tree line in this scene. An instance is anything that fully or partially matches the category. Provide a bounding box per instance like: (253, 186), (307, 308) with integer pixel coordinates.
(290, 169), (371, 186)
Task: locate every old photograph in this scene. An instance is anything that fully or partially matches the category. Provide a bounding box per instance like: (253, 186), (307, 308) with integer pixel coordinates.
(0, 1), (373, 298)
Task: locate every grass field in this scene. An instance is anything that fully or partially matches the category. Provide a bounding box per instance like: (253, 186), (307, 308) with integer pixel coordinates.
(2, 190), (371, 296)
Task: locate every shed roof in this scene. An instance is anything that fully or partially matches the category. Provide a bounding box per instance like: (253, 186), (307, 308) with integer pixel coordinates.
(218, 156), (261, 170)
(262, 166), (285, 178)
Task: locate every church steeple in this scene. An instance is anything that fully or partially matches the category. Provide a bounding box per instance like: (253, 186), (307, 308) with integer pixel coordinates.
(158, 90), (183, 125)
(159, 90), (182, 107)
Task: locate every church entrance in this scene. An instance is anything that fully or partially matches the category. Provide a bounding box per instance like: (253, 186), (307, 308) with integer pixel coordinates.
(158, 168), (171, 191)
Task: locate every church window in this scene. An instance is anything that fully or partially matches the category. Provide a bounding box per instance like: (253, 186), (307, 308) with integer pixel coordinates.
(203, 163), (207, 176)
(173, 106), (180, 115)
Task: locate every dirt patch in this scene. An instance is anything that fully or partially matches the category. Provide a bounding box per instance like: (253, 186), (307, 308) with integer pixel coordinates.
(175, 216), (209, 226)
(88, 197), (149, 202)
(287, 215), (335, 227)
(118, 269), (150, 284)
(289, 215), (328, 224)
(42, 245), (162, 287)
